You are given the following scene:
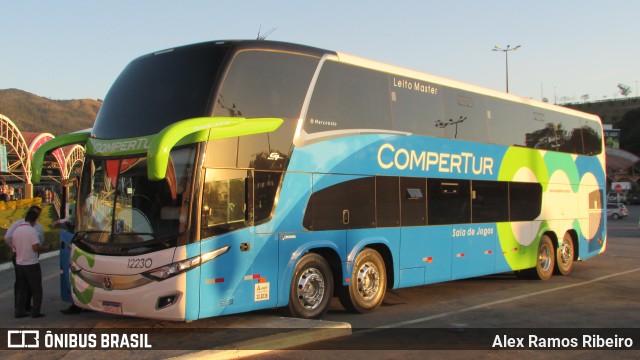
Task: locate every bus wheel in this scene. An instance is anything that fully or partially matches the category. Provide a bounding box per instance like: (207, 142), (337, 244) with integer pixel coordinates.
(533, 235), (555, 280)
(555, 233), (575, 276)
(287, 253), (333, 319)
(339, 248), (387, 313)
(517, 235), (556, 280)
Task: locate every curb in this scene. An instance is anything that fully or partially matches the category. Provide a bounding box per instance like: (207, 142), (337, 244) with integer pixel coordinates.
(168, 322), (352, 360)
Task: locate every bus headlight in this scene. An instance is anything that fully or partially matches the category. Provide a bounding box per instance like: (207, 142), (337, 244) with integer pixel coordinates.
(143, 245), (231, 281)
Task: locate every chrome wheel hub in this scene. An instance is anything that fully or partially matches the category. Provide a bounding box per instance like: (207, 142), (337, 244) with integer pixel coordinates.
(296, 268), (325, 310)
(356, 262), (380, 300)
(559, 242), (572, 265)
(539, 245), (552, 271)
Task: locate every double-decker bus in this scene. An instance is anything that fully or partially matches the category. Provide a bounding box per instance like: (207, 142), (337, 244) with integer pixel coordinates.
(32, 40), (606, 321)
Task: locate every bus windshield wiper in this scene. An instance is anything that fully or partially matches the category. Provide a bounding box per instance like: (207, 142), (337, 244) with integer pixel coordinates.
(152, 233), (177, 248)
(72, 230), (108, 243)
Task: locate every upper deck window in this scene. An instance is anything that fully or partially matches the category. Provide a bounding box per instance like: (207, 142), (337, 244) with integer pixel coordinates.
(305, 61), (392, 133)
(304, 59), (601, 156)
(205, 50), (320, 172)
(213, 50), (319, 120)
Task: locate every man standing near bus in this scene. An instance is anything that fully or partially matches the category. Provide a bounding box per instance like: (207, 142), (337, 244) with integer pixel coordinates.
(12, 208), (47, 318)
(5, 206), (44, 314)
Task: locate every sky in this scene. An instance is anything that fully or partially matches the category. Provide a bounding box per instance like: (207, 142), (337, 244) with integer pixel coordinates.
(1, 0), (638, 103)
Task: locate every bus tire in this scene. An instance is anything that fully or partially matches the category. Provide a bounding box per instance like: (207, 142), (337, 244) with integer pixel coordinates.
(555, 232), (575, 276)
(516, 235), (556, 280)
(533, 235), (555, 280)
(339, 248), (386, 313)
(287, 253), (333, 319)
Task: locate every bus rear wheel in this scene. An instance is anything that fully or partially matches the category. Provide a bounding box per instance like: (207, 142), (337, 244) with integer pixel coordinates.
(287, 253), (333, 319)
(555, 232), (575, 276)
(533, 235), (555, 280)
(339, 248), (386, 313)
(516, 235), (555, 280)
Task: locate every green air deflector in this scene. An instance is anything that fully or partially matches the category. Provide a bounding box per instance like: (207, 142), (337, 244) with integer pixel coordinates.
(31, 131), (91, 184)
(147, 117), (284, 181)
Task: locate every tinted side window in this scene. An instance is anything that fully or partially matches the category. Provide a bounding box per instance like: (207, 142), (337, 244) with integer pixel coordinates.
(400, 177), (426, 226)
(442, 89), (488, 142)
(509, 182), (542, 221)
(201, 169), (249, 238)
(486, 97), (601, 156)
(523, 115), (557, 151)
(253, 171), (283, 223)
(204, 120), (295, 171)
(487, 100), (558, 151)
(303, 176), (375, 230)
(302, 176), (545, 230)
(213, 50), (319, 119)
(376, 176), (400, 228)
(582, 119), (603, 156)
(305, 61), (392, 133)
(390, 75), (445, 137)
(472, 181), (509, 223)
(428, 179), (471, 225)
(268, 118), (298, 169)
(553, 113), (584, 154)
(238, 133), (270, 169)
(486, 99), (528, 147)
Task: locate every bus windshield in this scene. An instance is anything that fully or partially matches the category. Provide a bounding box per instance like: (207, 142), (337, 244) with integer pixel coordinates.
(76, 146), (197, 248)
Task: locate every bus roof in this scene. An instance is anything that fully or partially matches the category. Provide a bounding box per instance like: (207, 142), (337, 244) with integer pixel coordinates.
(147, 39), (335, 61)
(114, 38), (602, 125)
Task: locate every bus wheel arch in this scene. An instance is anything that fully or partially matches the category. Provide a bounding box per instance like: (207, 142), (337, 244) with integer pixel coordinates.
(367, 243), (394, 289)
(554, 230), (577, 276)
(309, 247), (343, 299)
(286, 252), (334, 319)
(347, 242), (395, 289)
(339, 246), (389, 313)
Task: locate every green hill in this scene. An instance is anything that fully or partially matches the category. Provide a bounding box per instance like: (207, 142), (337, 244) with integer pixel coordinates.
(0, 88), (100, 135)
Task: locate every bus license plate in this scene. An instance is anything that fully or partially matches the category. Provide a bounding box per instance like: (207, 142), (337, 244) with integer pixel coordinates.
(102, 301), (123, 314)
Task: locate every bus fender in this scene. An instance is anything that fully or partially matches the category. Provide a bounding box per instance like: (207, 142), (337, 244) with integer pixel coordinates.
(277, 240), (343, 307)
(344, 236), (397, 288)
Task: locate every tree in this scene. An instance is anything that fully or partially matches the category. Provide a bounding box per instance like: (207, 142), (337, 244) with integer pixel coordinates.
(617, 83), (632, 97)
(581, 94), (590, 102)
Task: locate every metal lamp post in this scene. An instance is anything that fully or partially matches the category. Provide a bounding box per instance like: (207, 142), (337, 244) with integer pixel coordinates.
(492, 45), (521, 93)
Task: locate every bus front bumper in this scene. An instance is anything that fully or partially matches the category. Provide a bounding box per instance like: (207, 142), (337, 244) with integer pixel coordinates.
(71, 271), (187, 321)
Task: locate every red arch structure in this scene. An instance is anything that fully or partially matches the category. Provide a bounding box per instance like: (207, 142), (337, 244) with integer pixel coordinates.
(64, 144), (85, 178)
(0, 113), (84, 189)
